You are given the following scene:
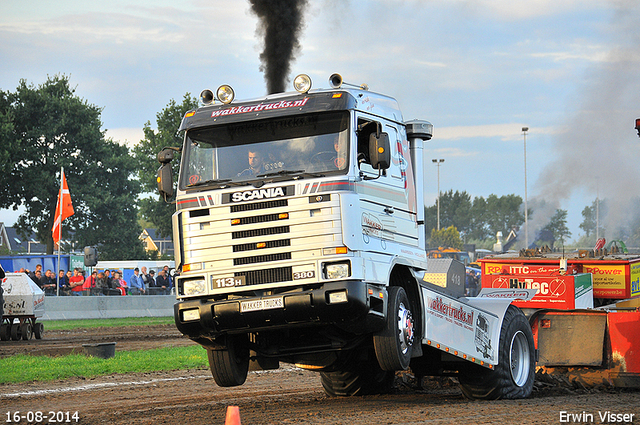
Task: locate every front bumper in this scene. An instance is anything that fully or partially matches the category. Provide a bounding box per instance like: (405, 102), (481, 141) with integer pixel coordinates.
(174, 280), (385, 338)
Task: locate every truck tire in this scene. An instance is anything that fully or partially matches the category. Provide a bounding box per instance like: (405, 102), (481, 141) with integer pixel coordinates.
(207, 335), (250, 387)
(11, 323), (21, 341)
(320, 349), (394, 397)
(0, 323), (9, 341)
(34, 322), (44, 339)
(373, 286), (414, 371)
(20, 322), (32, 340)
(458, 305), (535, 400)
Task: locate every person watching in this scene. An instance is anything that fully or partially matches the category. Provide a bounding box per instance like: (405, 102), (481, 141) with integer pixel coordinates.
(129, 267), (146, 295)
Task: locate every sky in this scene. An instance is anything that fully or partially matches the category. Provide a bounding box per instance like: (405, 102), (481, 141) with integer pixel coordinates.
(2, 0), (640, 246)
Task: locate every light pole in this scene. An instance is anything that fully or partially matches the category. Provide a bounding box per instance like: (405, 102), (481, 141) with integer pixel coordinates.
(432, 159), (444, 231)
(522, 127), (529, 249)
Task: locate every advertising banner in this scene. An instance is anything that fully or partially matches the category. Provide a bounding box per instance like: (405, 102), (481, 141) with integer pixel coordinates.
(581, 264), (626, 298)
(481, 273), (593, 309)
(482, 260), (630, 299)
(631, 262), (640, 298)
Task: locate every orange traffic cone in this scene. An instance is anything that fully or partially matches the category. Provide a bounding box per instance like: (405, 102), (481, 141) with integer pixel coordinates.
(225, 405), (241, 425)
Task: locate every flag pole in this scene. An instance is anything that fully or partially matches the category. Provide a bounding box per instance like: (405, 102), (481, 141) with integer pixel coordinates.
(56, 166), (64, 296)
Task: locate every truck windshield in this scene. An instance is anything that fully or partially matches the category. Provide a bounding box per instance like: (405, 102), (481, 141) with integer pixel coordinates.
(179, 111), (350, 189)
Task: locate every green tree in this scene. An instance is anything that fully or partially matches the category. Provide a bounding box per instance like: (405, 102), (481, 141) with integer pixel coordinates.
(542, 209), (572, 245)
(133, 94), (198, 237)
(580, 199), (606, 238)
(0, 75), (146, 258)
(429, 226), (463, 250)
(425, 190), (474, 239)
(470, 196), (489, 240)
(0, 90), (17, 199)
(437, 190), (473, 237)
(484, 194), (525, 239)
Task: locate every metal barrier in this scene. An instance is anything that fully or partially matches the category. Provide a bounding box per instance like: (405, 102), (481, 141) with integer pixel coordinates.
(40, 295), (175, 320)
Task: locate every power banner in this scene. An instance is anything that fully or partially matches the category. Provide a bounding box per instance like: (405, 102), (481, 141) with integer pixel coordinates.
(481, 260), (638, 299)
(481, 273), (593, 309)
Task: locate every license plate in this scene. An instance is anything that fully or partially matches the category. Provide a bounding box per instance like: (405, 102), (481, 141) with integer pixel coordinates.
(240, 297), (284, 313)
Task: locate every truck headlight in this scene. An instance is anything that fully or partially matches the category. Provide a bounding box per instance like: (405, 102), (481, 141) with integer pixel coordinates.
(182, 279), (207, 296)
(324, 262), (350, 279)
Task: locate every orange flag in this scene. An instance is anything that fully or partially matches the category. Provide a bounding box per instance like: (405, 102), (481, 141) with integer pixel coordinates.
(51, 169), (74, 246)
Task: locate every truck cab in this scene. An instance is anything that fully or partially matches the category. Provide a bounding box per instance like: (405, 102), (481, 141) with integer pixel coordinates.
(158, 74), (535, 399)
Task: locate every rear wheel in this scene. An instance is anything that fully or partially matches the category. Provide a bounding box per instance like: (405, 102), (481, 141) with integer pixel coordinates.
(374, 286), (414, 371)
(0, 323), (9, 341)
(10, 323), (20, 340)
(34, 322), (44, 339)
(458, 305), (535, 400)
(207, 335), (250, 387)
(320, 349), (395, 397)
(20, 322), (32, 340)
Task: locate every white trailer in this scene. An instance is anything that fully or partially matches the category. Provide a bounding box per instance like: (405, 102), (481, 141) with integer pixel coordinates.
(157, 73), (537, 399)
(1, 272), (45, 340)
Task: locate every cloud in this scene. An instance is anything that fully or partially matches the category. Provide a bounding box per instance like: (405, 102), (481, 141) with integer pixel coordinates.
(105, 127), (145, 149)
(459, 0), (605, 20)
(435, 124), (558, 141)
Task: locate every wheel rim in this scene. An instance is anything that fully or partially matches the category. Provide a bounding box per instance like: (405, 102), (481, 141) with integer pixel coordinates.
(397, 302), (414, 354)
(509, 330), (530, 387)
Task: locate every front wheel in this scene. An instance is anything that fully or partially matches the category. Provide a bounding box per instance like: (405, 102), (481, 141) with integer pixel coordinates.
(373, 286), (414, 371)
(320, 349), (395, 397)
(458, 305), (535, 400)
(207, 334), (250, 387)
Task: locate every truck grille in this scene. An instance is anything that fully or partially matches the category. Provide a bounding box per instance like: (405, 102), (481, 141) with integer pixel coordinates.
(232, 213), (287, 226)
(232, 225), (290, 239)
(233, 252), (292, 266)
(235, 266), (293, 285)
(230, 199), (288, 213)
(180, 192), (341, 291)
(233, 239), (291, 252)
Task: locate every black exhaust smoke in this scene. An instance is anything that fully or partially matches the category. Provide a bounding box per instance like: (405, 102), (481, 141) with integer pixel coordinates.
(249, 0), (308, 94)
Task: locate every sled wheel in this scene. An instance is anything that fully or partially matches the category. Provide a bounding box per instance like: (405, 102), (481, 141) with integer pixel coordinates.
(20, 322), (32, 340)
(207, 334), (250, 387)
(458, 305), (535, 400)
(11, 323), (21, 340)
(320, 349), (395, 397)
(0, 323), (9, 341)
(374, 286), (414, 371)
(34, 322), (44, 339)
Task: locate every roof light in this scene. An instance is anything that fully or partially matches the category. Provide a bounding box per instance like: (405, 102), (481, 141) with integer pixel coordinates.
(217, 85), (235, 104)
(293, 74), (312, 93)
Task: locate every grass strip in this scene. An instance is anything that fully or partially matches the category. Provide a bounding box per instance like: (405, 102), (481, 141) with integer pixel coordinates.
(0, 345), (208, 384)
(42, 316), (174, 330)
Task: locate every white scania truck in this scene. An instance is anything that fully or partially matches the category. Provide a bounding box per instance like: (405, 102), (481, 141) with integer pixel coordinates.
(157, 74), (536, 399)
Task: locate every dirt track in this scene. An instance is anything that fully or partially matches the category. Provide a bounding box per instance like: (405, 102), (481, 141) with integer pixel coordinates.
(2, 325), (639, 424)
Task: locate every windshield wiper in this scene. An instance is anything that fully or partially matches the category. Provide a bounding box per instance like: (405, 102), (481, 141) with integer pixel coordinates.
(256, 169), (305, 178)
(186, 178), (231, 188)
(187, 178), (256, 189)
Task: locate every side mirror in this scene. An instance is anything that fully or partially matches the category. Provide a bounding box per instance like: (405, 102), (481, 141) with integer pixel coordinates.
(369, 132), (391, 170)
(158, 148), (175, 164)
(157, 163), (174, 200)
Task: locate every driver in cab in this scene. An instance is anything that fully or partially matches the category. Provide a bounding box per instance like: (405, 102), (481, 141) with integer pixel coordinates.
(238, 148), (266, 177)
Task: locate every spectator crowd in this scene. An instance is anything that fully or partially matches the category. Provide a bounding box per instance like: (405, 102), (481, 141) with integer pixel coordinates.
(13, 264), (174, 296)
